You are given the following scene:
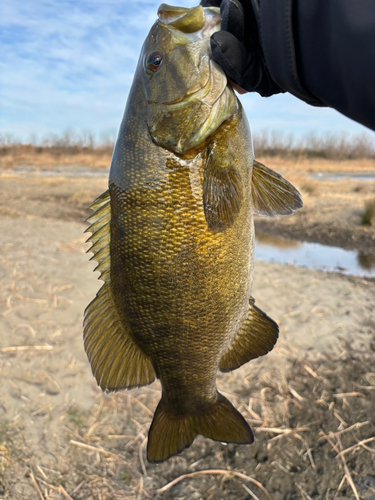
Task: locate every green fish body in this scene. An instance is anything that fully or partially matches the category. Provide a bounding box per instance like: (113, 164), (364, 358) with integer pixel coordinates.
(84, 4), (302, 463)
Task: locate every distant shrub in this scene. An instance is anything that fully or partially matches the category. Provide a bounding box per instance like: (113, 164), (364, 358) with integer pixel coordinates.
(253, 130), (375, 160)
(360, 200), (375, 225)
(0, 129), (116, 157)
(1, 129), (374, 160)
(357, 251), (375, 270)
(301, 180), (318, 195)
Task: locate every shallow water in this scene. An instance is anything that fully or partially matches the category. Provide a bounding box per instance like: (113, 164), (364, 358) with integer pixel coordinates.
(310, 171), (375, 181)
(8, 165), (108, 178)
(7, 166), (375, 181)
(255, 232), (375, 278)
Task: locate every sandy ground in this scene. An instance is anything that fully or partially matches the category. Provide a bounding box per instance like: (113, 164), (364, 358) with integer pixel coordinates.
(0, 163), (375, 499)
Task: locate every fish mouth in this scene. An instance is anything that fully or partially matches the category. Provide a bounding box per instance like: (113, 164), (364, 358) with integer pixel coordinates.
(146, 6), (221, 108)
(158, 5), (221, 44)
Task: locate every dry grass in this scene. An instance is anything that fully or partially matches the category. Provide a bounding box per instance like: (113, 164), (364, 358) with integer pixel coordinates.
(0, 131), (113, 170)
(1, 128), (375, 498)
(2, 339), (374, 499)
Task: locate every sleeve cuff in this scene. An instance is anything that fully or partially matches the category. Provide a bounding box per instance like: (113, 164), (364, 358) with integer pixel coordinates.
(259, 0), (325, 107)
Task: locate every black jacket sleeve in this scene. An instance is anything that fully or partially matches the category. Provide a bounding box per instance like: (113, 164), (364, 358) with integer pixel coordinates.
(259, 0), (375, 131)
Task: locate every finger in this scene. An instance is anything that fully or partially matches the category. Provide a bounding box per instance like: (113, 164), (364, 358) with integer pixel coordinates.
(220, 0), (245, 43)
(200, 0), (222, 7)
(211, 31), (258, 91)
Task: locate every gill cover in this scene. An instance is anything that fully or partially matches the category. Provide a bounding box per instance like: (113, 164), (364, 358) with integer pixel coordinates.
(141, 4), (238, 154)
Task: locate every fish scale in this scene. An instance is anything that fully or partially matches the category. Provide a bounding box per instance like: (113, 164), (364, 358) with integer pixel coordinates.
(83, 3), (302, 463)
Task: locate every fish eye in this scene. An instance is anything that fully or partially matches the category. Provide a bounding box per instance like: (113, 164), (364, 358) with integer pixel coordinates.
(146, 52), (163, 72)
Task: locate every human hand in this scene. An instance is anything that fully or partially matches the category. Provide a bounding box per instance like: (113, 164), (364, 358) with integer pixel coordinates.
(201, 0), (283, 97)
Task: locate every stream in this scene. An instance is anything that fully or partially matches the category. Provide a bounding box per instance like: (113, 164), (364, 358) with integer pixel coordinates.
(255, 232), (375, 278)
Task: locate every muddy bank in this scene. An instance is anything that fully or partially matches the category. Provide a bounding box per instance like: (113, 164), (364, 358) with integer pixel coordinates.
(254, 211), (375, 255)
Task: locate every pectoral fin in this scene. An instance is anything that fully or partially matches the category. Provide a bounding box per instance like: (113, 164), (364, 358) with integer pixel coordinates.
(84, 190), (156, 391)
(219, 298), (279, 372)
(252, 160), (303, 217)
(203, 154), (243, 232)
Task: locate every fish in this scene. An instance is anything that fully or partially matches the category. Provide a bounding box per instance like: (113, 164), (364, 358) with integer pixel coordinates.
(83, 3), (302, 463)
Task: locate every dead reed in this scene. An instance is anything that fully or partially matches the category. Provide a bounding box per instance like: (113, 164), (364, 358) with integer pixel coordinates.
(2, 338), (374, 499)
(252, 130), (375, 160)
(361, 199), (375, 226)
(1, 129), (374, 167)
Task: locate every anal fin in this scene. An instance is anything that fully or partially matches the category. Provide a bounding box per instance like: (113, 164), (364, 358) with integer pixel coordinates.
(219, 298), (279, 372)
(252, 160), (303, 217)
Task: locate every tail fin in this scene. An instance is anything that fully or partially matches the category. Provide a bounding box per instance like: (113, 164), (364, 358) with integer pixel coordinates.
(147, 392), (253, 463)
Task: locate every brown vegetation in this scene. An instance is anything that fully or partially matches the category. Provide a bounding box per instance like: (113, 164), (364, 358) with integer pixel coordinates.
(361, 200), (375, 226)
(1, 130), (374, 171)
(0, 131), (114, 170)
(252, 130), (375, 160)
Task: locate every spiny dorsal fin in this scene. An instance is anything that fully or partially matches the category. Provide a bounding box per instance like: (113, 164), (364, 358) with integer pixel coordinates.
(85, 190), (111, 282)
(219, 297), (279, 372)
(84, 190), (156, 391)
(252, 160), (303, 217)
(203, 158), (243, 232)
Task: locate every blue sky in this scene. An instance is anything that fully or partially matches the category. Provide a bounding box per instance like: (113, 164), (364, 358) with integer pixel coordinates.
(1, 0), (374, 144)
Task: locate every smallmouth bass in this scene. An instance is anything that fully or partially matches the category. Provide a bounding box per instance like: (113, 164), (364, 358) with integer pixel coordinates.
(84, 3), (302, 463)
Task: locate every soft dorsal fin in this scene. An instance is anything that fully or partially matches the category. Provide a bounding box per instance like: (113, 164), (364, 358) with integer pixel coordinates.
(84, 190), (156, 391)
(251, 160), (303, 217)
(219, 297), (279, 372)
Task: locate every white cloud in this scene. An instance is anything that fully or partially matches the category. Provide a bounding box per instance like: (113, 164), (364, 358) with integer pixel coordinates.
(1, 0), (374, 142)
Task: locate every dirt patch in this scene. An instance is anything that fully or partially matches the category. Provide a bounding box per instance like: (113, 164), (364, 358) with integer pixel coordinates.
(0, 159), (375, 499)
(0, 174), (107, 223)
(0, 213), (374, 499)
